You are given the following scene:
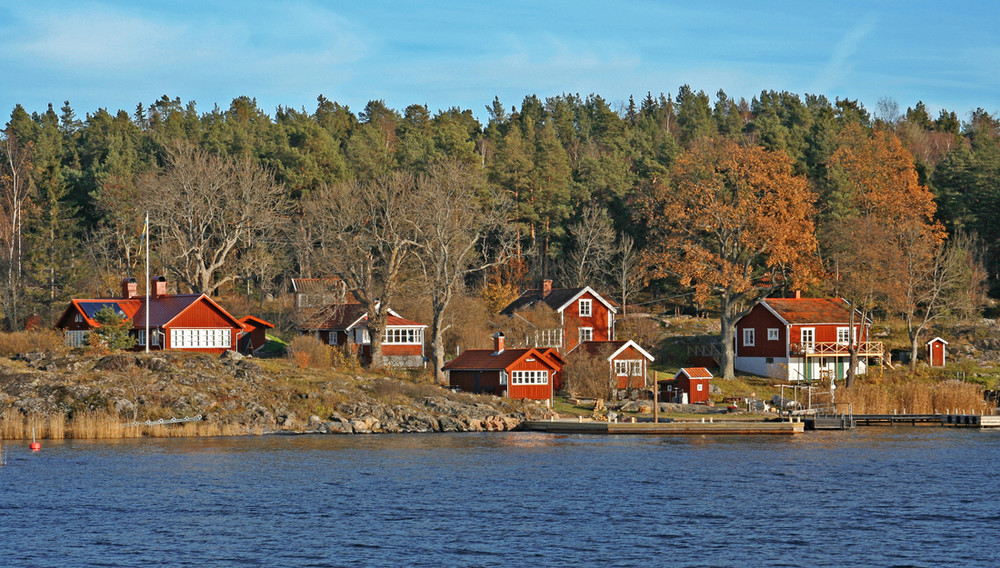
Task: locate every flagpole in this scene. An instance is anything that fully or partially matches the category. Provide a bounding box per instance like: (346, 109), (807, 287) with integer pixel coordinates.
(144, 212), (150, 353)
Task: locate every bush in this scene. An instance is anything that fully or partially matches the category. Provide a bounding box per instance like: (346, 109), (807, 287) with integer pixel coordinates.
(286, 336), (332, 369)
(0, 330), (68, 357)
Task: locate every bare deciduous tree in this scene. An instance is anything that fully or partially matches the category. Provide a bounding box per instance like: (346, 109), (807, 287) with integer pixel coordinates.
(409, 161), (513, 382)
(609, 233), (646, 315)
(137, 144), (290, 295)
(558, 204), (615, 288)
(302, 172), (417, 369)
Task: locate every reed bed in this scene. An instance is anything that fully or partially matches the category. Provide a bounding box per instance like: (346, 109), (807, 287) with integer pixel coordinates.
(838, 380), (989, 415)
(0, 411), (261, 440)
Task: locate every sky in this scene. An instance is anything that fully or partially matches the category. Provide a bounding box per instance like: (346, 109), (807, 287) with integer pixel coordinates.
(0, 0), (997, 123)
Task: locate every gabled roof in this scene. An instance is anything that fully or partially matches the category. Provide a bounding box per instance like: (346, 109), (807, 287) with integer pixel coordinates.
(675, 367), (713, 380)
(568, 340), (655, 362)
(60, 294), (243, 330)
(442, 347), (559, 372)
(761, 298), (867, 325)
(500, 285), (618, 316)
(299, 303), (422, 331)
(926, 336), (949, 345)
(239, 315), (275, 331)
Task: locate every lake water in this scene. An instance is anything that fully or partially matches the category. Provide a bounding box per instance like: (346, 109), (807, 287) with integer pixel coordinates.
(1, 428), (998, 567)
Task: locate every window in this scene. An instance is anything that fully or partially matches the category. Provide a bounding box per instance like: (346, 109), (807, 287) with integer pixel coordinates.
(579, 327), (593, 343)
(511, 370), (548, 385)
(767, 328), (779, 341)
(836, 327), (853, 345)
(65, 330), (89, 347)
(151, 332), (162, 347)
(328, 332), (339, 346)
(743, 328), (755, 347)
(802, 327), (816, 345)
(696, 383), (703, 391)
(537, 329), (562, 347)
(615, 360), (644, 376)
(74, 313), (83, 323)
(500, 371), (508, 386)
(138, 330), (146, 346)
(382, 328), (423, 344)
(170, 328), (231, 349)
(579, 299), (592, 317)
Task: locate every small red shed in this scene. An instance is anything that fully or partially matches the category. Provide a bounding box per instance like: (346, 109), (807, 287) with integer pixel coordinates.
(926, 337), (948, 367)
(671, 367), (713, 404)
(238, 315), (274, 354)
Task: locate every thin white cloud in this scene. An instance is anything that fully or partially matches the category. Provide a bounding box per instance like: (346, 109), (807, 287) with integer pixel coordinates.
(811, 15), (878, 95)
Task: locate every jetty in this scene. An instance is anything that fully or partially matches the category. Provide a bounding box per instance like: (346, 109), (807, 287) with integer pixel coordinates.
(522, 418), (804, 435)
(852, 413), (1000, 427)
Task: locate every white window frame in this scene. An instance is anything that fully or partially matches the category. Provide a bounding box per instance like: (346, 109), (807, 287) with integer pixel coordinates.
(537, 328), (562, 347)
(615, 360), (644, 377)
(696, 383), (704, 391)
(836, 327), (853, 345)
(629, 361), (643, 376)
(743, 328), (755, 347)
(579, 327), (593, 343)
(511, 370), (548, 385)
(801, 327), (815, 350)
(382, 327), (423, 344)
(151, 331), (162, 347)
(328, 332), (339, 346)
(579, 299), (592, 317)
(170, 328), (232, 349)
(767, 328), (779, 341)
(137, 330), (146, 346)
(74, 313), (83, 323)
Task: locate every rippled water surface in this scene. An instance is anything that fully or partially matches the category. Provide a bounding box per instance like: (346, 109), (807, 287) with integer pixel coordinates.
(2, 428), (999, 567)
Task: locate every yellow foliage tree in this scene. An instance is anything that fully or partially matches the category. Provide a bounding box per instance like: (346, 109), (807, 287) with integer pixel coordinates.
(639, 138), (820, 380)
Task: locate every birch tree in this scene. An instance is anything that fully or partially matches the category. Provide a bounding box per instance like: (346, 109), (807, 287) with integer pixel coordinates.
(0, 129), (33, 329)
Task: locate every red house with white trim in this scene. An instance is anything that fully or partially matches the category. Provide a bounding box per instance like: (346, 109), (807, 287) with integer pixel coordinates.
(442, 333), (563, 404)
(567, 340), (655, 393)
(500, 280), (617, 353)
(299, 302), (427, 367)
(733, 294), (883, 382)
(238, 315), (274, 354)
(55, 276), (246, 354)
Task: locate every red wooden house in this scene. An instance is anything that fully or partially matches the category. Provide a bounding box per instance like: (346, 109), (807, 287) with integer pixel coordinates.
(500, 280), (617, 353)
(238, 315), (274, 354)
(664, 367), (713, 404)
(926, 337), (948, 367)
(567, 340), (655, 393)
(442, 333), (562, 404)
(299, 302), (427, 367)
(55, 276), (246, 354)
(733, 293), (884, 382)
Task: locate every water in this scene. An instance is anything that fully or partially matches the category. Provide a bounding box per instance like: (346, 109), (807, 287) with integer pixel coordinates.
(1, 428), (998, 567)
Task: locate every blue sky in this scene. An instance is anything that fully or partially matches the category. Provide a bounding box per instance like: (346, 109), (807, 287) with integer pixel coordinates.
(1, 1), (997, 123)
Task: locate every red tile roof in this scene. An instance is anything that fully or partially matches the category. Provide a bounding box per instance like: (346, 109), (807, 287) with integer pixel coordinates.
(677, 367), (713, 379)
(63, 294), (243, 330)
(239, 315), (275, 330)
(442, 348), (559, 372)
(763, 298), (857, 324)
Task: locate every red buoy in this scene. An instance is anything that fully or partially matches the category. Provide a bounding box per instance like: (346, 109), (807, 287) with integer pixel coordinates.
(29, 442), (40, 451)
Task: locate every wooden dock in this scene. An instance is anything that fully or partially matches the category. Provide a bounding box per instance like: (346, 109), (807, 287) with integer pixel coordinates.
(522, 419), (804, 435)
(852, 414), (1000, 428)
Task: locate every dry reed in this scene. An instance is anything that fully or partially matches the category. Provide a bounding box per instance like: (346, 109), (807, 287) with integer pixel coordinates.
(839, 380), (988, 414)
(0, 411), (261, 440)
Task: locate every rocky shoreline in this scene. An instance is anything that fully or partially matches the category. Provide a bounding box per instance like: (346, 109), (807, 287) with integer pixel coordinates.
(0, 350), (558, 436)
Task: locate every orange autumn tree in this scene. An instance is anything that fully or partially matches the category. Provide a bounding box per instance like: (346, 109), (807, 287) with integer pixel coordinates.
(825, 125), (950, 374)
(640, 138), (819, 380)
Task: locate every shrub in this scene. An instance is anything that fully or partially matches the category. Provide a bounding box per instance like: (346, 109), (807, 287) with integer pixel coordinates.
(0, 330), (67, 357)
(286, 336), (331, 369)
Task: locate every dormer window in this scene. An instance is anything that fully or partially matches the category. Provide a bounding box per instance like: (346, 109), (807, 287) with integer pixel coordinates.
(579, 299), (592, 317)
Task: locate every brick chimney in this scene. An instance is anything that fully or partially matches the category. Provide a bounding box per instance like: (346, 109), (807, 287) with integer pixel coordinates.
(151, 275), (168, 298)
(542, 279), (552, 297)
(121, 277), (138, 299)
(493, 332), (505, 354)
(794, 290), (801, 299)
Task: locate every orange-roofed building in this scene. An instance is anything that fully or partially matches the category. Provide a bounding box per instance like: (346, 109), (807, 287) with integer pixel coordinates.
(664, 367), (713, 404)
(733, 292), (884, 382)
(238, 315), (274, 354)
(298, 302), (427, 367)
(442, 333), (562, 404)
(55, 276), (246, 354)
